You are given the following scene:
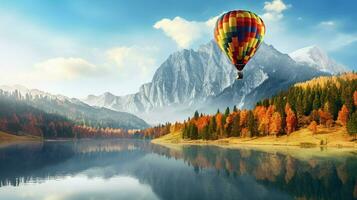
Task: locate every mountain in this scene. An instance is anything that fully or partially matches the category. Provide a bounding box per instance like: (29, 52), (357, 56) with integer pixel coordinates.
(289, 45), (347, 74)
(83, 41), (329, 124)
(0, 85), (149, 129)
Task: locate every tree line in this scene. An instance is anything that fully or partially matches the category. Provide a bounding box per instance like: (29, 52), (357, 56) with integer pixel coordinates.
(0, 90), (148, 139)
(143, 73), (357, 140)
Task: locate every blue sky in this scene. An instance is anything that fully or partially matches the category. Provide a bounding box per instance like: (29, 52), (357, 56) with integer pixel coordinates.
(0, 0), (356, 97)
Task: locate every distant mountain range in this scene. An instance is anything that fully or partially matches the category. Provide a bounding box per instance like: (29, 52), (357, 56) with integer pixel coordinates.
(83, 41), (345, 124)
(0, 85), (149, 129)
(289, 45), (347, 74)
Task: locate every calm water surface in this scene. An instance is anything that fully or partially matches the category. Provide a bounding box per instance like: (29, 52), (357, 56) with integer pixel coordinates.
(0, 139), (356, 200)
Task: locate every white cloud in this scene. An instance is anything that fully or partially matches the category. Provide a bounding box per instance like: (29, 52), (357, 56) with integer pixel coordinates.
(153, 15), (219, 48)
(32, 57), (101, 80)
(106, 46), (158, 78)
(319, 20), (336, 27)
(262, 0), (291, 21)
(264, 0), (289, 13)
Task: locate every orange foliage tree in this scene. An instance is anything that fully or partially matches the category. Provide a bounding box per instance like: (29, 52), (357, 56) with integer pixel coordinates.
(308, 121), (318, 134)
(337, 105), (349, 126)
(285, 103), (297, 135)
(239, 110), (249, 128)
(269, 112), (282, 136)
(318, 109), (333, 127)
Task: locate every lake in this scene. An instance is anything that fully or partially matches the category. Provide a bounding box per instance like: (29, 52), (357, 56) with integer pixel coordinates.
(0, 139), (356, 200)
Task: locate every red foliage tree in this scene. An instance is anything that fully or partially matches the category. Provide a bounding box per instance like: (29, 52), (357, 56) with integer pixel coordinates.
(285, 103), (297, 135)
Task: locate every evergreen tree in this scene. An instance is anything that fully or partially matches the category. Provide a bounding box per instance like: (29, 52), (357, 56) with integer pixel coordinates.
(247, 111), (257, 137)
(231, 114), (240, 137)
(313, 94), (320, 110)
(194, 111), (199, 120)
(191, 124), (199, 140)
(233, 105), (238, 112)
(208, 116), (217, 140)
(224, 107), (230, 117)
(182, 123), (188, 139)
(347, 112), (357, 139)
(202, 125), (209, 140)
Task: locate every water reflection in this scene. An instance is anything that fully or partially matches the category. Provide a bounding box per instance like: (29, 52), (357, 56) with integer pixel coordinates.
(0, 139), (356, 200)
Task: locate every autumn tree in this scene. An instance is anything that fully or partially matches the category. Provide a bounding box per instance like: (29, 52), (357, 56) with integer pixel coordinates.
(224, 114), (234, 137)
(255, 106), (267, 135)
(269, 112), (282, 136)
(308, 121), (318, 134)
(318, 109), (333, 127)
(215, 113), (223, 137)
(285, 103), (297, 135)
(239, 110), (249, 128)
(337, 105), (349, 126)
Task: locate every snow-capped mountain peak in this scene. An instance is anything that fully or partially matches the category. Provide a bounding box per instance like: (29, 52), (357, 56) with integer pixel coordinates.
(83, 41), (328, 124)
(289, 45), (347, 74)
(0, 85), (149, 129)
(0, 85), (71, 101)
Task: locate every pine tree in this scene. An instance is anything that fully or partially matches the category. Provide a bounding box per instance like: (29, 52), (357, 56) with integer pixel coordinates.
(233, 105), (238, 112)
(194, 111), (199, 120)
(313, 94), (320, 110)
(347, 112), (357, 139)
(202, 125), (209, 140)
(224, 107), (230, 117)
(247, 111), (257, 137)
(191, 124), (199, 140)
(208, 116), (217, 140)
(231, 113), (240, 137)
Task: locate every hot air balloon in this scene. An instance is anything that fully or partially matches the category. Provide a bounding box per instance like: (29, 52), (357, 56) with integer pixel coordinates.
(214, 10), (265, 79)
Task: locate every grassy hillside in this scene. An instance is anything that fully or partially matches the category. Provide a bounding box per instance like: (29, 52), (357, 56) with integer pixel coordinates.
(0, 131), (41, 144)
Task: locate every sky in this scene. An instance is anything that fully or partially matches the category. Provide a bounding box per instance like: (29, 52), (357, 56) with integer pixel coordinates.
(0, 0), (356, 98)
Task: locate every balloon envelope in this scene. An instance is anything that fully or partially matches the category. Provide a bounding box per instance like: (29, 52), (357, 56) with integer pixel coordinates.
(214, 10), (265, 71)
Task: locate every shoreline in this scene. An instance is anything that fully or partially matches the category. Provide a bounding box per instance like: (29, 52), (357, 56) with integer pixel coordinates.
(151, 126), (357, 149)
(0, 131), (42, 148)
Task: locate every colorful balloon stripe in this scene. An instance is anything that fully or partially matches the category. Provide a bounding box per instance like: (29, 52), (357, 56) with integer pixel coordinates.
(214, 10), (265, 71)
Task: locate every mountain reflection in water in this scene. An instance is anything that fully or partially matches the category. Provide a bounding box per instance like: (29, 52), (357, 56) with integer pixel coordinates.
(0, 139), (356, 200)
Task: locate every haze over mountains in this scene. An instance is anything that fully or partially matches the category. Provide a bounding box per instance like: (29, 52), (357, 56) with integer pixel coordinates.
(0, 85), (149, 129)
(83, 41), (345, 124)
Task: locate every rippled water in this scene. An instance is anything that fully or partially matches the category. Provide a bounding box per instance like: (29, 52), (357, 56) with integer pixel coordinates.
(0, 139), (356, 200)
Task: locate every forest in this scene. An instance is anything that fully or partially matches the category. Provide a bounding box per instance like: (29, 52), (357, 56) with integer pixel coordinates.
(1, 73), (356, 141)
(0, 90), (145, 139)
(143, 73), (357, 140)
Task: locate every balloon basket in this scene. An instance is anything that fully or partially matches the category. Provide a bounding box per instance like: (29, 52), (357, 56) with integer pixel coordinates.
(236, 71), (243, 80)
